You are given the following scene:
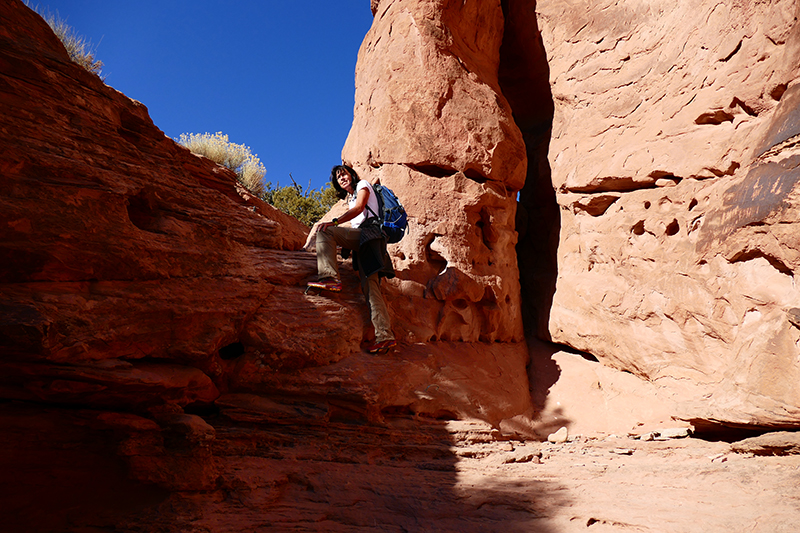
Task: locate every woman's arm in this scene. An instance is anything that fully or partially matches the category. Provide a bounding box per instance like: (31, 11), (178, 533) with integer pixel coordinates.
(319, 186), (370, 230)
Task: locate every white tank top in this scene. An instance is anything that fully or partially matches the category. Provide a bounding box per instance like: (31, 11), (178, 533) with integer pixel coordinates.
(349, 180), (380, 228)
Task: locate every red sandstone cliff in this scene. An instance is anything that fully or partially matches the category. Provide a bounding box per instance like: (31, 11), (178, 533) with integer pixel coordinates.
(4, 0), (800, 529)
(1, 0), (530, 433)
(533, 0), (800, 429)
(1, 3), (534, 527)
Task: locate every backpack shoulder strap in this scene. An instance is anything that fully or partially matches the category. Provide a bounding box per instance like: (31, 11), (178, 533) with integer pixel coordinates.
(361, 181), (382, 221)
(364, 182), (384, 219)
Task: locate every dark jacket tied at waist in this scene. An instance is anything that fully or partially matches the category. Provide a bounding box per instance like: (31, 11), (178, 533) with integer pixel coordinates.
(354, 217), (395, 280)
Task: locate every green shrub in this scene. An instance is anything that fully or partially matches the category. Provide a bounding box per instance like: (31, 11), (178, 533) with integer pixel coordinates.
(262, 177), (339, 227)
(27, 2), (104, 77)
(178, 132), (266, 195)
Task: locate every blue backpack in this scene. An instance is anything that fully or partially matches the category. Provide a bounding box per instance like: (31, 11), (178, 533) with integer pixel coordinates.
(366, 183), (408, 243)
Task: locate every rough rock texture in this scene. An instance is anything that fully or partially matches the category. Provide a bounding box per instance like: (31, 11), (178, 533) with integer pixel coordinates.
(731, 430), (800, 456)
(6, 0), (800, 529)
(522, 340), (684, 438)
(5, 400), (800, 533)
(0, 0), (310, 411)
(342, 0), (527, 343)
(1, 0), (538, 435)
(531, 0), (800, 428)
(0, 3), (540, 528)
(0, 0), (532, 427)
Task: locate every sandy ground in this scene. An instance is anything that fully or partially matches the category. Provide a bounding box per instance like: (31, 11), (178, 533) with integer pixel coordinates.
(3, 397), (799, 532)
(451, 422), (800, 533)
(5, 347), (800, 532)
(113, 412), (800, 533)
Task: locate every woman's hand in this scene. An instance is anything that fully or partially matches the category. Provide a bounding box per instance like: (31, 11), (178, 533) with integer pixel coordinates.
(318, 216), (342, 231)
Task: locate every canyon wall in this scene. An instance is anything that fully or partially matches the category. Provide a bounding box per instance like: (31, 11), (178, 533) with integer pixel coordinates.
(5, 0), (800, 506)
(0, 0), (532, 428)
(5, 0), (800, 528)
(533, 0), (800, 428)
(0, 0), (321, 413)
(343, 0), (528, 344)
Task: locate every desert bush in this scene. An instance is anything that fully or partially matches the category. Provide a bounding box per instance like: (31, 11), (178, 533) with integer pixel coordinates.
(262, 177), (339, 227)
(27, 3), (104, 77)
(178, 132), (266, 195)
(177, 132), (337, 226)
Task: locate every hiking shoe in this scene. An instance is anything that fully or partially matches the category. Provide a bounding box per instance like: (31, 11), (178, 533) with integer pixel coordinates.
(366, 339), (397, 354)
(306, 278), (342, 292)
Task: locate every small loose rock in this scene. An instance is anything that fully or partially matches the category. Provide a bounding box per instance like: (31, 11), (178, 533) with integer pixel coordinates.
(548, 426), (569, 444)
(612, 448), (635, 455)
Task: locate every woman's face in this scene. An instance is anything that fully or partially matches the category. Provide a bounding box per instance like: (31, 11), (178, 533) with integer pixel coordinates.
(337, 169), (354, 193)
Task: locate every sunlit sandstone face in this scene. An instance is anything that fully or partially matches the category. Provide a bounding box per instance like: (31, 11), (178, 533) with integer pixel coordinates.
(537, 0), (800, 427)
(343, 0), (527, 343)
(352, 0), (800, 428)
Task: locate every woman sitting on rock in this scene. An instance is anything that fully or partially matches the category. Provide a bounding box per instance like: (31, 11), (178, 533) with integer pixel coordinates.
(308, 164), (396, 354)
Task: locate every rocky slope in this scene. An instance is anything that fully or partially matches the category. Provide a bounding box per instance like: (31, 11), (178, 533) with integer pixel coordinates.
(5, 378), (800, 533)
(0, 0), (531, 424)
(1, 5), (535, 526)
(4, 0), (800, 530)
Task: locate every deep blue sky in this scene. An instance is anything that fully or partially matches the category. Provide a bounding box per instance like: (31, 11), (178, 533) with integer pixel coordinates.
(34, 1), (374, 192)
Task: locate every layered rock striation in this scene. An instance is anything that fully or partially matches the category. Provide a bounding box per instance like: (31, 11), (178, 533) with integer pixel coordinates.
(0, 0), (533, 426)
(0, 0), (326, 412)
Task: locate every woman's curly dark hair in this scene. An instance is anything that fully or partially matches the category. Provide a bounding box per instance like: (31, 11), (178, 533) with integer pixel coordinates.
(330, 164), (360, 200)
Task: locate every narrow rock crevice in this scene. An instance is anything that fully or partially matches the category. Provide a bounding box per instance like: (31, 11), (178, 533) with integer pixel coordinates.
(406, 163), (458, 178)
(464, 168), (489, 183)
(126, 190), (164, 234)
(405, 162), (490, 184)
(563, 177), (659, 194)
(720, 39), (743, 62)
(571, 194), (620, 217)
(499, 0), (558, 339)
(731, 97), (758, 117)
(728, 249), (794, 276)
(695, 109), (735, 125)
(218, 341), (245, 360)
(771, 83), (788, 101)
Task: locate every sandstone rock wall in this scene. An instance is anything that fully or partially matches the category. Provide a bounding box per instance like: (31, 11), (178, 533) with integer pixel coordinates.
(6, 0), (800, 437)
(535, 0), (800, 428)
(0, 0), (533, 428)
(343, 0), (527, 343)
(0, 0), (356, 412)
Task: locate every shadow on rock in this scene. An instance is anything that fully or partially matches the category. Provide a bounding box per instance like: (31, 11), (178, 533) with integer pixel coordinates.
(1, 398), (570, 532)
(126, 395), (569, 532)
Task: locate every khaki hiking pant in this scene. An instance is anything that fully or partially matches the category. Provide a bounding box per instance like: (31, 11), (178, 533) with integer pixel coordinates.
(316, 226), (394, 343)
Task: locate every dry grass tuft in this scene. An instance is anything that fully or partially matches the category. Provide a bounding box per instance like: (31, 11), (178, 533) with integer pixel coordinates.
(26, 2), (104, 77)
(178, 132), (266, 195)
